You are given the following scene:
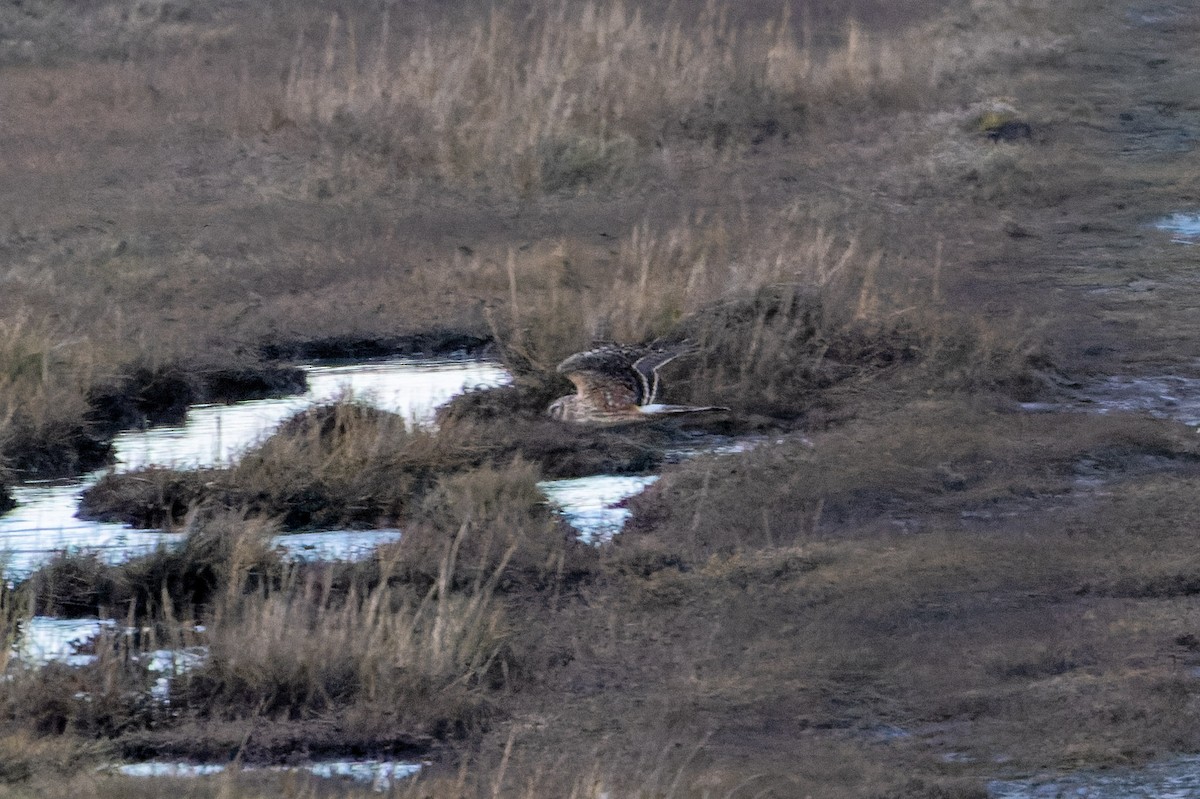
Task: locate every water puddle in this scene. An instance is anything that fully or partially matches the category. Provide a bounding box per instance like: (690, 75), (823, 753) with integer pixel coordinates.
(538, 475), (660, 543)
(0, 481), (185, 580)
(990, 754), (1200, 798)
(113, 759), (421, 790)
(271, 528), (403, 562)
(14, 616), (119, 667)
(116, 358), (510, 472)
(1154, 212), (1200, 244)
(1024, 374), (1200, 427)
(0, 356), (509, 579)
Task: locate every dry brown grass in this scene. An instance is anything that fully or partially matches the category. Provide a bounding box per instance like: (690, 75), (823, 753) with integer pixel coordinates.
(282, 0), (942, 193)
(6, 0), (1200, 793)
(622, 402), (1200, 561)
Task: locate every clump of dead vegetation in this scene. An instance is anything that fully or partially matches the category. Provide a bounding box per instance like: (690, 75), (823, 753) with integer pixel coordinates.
(0, 312), (309, 481)
(80, 392), (698, 530)
(28, 513), (283, 620)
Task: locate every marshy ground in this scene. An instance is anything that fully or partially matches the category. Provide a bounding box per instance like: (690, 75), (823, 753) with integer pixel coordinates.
(3, 0), (1200, 795)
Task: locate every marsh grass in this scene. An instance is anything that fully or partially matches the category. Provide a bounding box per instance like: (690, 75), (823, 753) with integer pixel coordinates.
(171, 474), (554, 729)
(474, 207), (1048, 423)
(82, 391), (691, 531)
(80, 400), (464, 530)
(283, 1), (941, 193)
(0, 314), (112, 476)
(12, 463), (570, 743)
(28, 513), (283, 620)
(622, 403), (1200, 561)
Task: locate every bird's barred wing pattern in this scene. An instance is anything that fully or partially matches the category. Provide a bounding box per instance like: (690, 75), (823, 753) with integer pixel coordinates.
(550, 343), (712, 423)
(566, 370), (640, 413)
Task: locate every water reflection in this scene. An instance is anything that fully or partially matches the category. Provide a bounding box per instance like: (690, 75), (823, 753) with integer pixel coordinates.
(116, 357), (510, 471)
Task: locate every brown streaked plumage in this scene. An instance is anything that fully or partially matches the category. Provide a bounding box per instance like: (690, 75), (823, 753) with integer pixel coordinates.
(546, 344), (726, 424)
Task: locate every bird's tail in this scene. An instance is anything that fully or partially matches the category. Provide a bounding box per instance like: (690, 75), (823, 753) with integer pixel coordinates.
(638, 403), (728, 415)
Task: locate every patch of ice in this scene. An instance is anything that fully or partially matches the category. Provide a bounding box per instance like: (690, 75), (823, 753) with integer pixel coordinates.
(116, 763), (227, 778)
(15, 617), (118, 666)
(145, 646), (209, 702)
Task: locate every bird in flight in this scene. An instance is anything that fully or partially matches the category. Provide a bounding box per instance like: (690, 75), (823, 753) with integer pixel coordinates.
(547, 343), (726, 424)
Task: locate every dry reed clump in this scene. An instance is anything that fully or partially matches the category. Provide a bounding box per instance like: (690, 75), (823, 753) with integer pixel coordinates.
(0, 314), (112, 477)
(0, 731), (103, 786)
(175, 544), (515, 733)
(0, 632), (161, 739)
(283, 0), (941, 193)
(620, 403), (1200, 562)
(482, 214), (882, 380)
(394, 461), (596, 591)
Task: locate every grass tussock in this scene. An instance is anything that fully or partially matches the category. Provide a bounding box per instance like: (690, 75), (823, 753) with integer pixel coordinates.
(0, 313), (114, 477)
(395, 461), (595, 591)
(81, 401), (460, 529)
(171, 470), (560, 731)
(26, 513), (283, 620)
(12, 460), (583, 745)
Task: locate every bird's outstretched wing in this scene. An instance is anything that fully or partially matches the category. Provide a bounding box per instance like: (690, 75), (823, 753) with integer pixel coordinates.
(553, 343), (710, 422)
(632, 344), (693, 405)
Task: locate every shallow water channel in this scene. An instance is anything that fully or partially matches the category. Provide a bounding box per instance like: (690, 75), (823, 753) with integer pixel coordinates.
(1, 355), (673, 666)
(1, 354), (685, 786)
(0, 357), (509, 581)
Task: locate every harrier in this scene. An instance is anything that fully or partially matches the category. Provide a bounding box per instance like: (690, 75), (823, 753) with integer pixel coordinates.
(547, 344), (726, 424)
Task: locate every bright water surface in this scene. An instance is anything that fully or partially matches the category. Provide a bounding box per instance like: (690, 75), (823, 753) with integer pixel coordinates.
(3, 355), (679, 673)
(0, 357), (508, 580)
(114, 759), (422, 791)
(1155, 212), (1200, 244)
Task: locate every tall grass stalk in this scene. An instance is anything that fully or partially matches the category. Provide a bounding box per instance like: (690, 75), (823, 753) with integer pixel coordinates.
(186, 519), (513, 718)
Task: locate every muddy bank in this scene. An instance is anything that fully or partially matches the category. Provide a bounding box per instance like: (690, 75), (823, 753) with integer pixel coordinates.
(260, 331), (491, 362)
(115, 720), (434, 766)
(3, 336), (492, 482)
(86, 361), (309, 436)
